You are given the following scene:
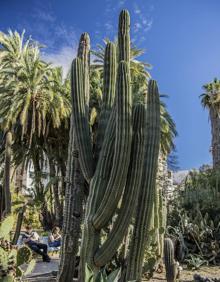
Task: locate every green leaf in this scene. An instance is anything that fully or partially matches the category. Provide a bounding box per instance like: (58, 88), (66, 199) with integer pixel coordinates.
(16, 266), (23, 277)
(85, 263), (94, 282)
(106, 268), (121, 282)
(95, 271), (106, 282)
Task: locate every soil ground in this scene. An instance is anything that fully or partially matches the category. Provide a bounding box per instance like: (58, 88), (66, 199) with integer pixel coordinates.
(24, 258), (220, 281)
(149, 265), (220, 281)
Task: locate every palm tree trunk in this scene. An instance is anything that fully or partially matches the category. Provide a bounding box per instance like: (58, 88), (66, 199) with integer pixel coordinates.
(210, 107), (220, 169)
(49, 160), (62, 226)
(32, 155), (52, 230)
(3, 131), (12, 215)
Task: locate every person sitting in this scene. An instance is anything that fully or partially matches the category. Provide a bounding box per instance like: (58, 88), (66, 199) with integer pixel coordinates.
(48, 226), (61, 248)
(22, 225), (50, 262)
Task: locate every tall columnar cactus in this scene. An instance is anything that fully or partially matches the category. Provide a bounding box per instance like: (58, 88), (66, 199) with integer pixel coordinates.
(62, 9), (162, 282)
(118, 9), (130, 63)
(79, 10), (133, 279)
(164, 238), (177, 282)
(125, 80), (161, 282)
(58, 33), (91, 282)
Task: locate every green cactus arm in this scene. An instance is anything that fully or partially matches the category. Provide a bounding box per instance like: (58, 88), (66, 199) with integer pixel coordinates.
(93, 104), (146, 267)
(164, 238), (176, 282)
(79, 107), (116, 276)
(118, 10), (130, 63)
(154, 185), (160, 230)
(77, 32), (90, 114)
(103, 42), (117, 108)
(92, 61), (132, 230)
(158, 188), (163, 231)
(125, 80), (161, 281)
(95, 42), (116, 161)
(154, 184), (161, 257)
(71, 58), (94, 182)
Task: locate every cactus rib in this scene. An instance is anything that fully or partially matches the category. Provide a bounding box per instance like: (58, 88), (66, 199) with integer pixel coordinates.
(92, 61), (132, 230)
(126, 80), (161, 281)
(164, 238), (177, 282)
(71, 58), (94, 182)
(94, 104), (146, 266)
(95, 42), (117, 161)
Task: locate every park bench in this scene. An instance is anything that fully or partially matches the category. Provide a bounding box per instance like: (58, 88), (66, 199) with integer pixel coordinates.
(16, 234), (60, 256)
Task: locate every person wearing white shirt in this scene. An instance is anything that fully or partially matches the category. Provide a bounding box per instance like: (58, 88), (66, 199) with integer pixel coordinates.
(22, 225), (50, 262)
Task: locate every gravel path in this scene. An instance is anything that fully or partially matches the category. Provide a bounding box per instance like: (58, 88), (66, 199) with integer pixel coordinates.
(23, 257), (59, 281)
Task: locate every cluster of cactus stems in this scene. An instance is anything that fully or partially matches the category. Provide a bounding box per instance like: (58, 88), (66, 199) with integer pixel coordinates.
(164, 238), (178, 282)
(61, 9), (162, 281)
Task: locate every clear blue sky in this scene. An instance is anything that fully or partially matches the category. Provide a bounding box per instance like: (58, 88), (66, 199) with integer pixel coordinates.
(1, 0), (220, 170)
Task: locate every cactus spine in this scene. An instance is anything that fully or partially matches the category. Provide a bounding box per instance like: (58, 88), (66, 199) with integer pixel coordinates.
(164, 238), (177, 282)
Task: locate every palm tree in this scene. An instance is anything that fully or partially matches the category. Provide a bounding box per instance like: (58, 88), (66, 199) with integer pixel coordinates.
(0, 30), (27, 215)
(160, 97), (177, 156)
(200, 78), (220, 168)
(0, 31), (71, 225)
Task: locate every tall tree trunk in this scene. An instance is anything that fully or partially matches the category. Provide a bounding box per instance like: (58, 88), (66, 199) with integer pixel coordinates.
(12, 205), (26, 244)
(60, 161), (66, 197)
(3, 131), (12, 216)
(210, 107), (220, 169)
(32, 155), (52, 230)
(49, 160), (62, 226)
